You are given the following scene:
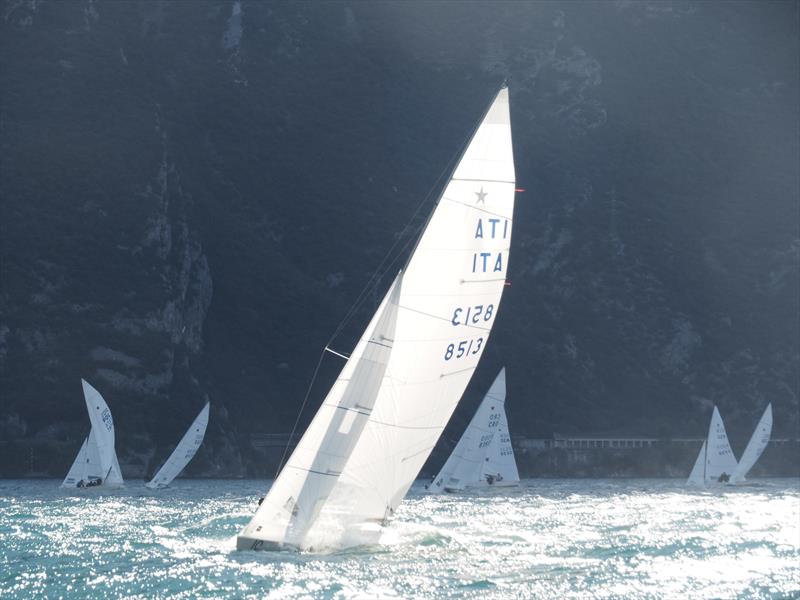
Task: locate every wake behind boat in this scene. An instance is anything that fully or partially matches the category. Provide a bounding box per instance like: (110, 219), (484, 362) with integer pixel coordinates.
(61, 379), (124, 490)
(146, 402), (210, 489)
(426, 368), (520, 493)
(237, 85), (516, 551)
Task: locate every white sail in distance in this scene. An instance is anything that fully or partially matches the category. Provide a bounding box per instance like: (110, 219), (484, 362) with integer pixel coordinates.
(146, 402), (210, 489)
(426, 368), (518, 492)
(705, 406), (738, 484)
(687, 406), (738, 486)
(483, 400), (520, 487)
(729, 403), (772, 484)
(61, 379), (124, 488)
(238, 86), (515, 550)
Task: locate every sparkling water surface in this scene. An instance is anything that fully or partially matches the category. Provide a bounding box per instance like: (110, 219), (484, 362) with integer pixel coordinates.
(1, 479), (798, 599)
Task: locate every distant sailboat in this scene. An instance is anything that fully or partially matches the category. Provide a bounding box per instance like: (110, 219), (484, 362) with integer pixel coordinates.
(426, 368), (519, 493)
(61, 379), (124, 489)
(687, 406), (738, 486)
(729, 403), (772, 485)
(146, 402), (210, 489)
(237, 85), (516, 551)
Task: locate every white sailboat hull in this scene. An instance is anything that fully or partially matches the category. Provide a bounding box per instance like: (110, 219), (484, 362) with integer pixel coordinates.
(443, 480), (518, 493)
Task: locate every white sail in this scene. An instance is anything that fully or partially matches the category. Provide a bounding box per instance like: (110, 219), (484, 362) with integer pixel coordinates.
(686, 441), (706, 486)
(729, 403), (772, 484)
(317, 87), (514, 542)
(62, 436), (91, 487)
(426, 368), (517, 492)
(146, 402), (210, 489)
(61, 380), (123, 489)
(238, 86), (515, 551)
(704, 406), (738, 484)
(238, 275), (402, 549)
(481, 401), (519, 487)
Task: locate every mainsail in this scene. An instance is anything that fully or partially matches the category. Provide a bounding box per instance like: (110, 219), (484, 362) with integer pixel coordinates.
(61, 379), (123, 488)
(687, 406), (738, 486)
(482, 398), (520, 487)
(705, 406), (738, 483)
(729, 403), (772, 484)
(238, 86), (515, 550)
(426, 368), (518, 492)
(146, 402), (210, 489)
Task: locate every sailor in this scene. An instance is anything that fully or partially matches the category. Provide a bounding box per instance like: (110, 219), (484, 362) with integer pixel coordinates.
(485, 474), (495, 485)
(258, 497), (264, 506)
(718, 472), (730, 483)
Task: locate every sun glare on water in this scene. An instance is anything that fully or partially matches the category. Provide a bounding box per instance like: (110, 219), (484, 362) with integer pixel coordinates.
(1, 479), (798, 599)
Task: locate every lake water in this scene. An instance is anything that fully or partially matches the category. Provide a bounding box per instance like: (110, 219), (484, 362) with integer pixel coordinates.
(1, 479), (798, 598)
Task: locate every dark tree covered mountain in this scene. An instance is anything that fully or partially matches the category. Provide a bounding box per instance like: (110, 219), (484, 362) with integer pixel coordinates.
(1, 0), (798, 477)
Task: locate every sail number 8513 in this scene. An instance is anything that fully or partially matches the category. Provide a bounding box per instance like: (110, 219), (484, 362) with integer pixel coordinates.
(444, 337), (484, 361)
(451, 304), (494, 326)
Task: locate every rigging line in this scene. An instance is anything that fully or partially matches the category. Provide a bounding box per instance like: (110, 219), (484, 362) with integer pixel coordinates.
(440, 196), (514, 219)
(331, 83), (509, 340)
(272, 169), (449, 479)
(327, 144), (461, 343)
(399, 303), (492, 331)
(274, 83), (506, 478)
(324, 346), (349, 360)
(329, 81), (507, 343)
(273, 346), (326, 478)
(401, 84), (509, 274)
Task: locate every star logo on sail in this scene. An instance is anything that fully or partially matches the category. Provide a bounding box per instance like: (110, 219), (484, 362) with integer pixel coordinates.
(474, 187), (488, 204)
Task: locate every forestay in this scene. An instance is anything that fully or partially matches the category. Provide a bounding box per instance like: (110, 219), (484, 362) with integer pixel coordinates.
(238, 86), (515, 550)
(146, 402), (210, 489)
(729, 404), (772, 484)
(314, 87), (516, 545)
(238, 275), (402, 549)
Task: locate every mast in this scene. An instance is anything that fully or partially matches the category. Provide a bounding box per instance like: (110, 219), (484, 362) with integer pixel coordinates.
(315, 86), (515, 541)
(238, 85), (515, 550)
(703, 436), (708, 483)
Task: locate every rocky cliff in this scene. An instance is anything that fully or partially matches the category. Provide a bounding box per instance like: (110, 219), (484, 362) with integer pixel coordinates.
(1, 0), (797, 477)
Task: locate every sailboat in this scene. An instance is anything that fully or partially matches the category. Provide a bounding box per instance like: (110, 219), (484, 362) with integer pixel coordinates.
(729, 403), (772, 485)
(237, 85), (516, 551)
(425, 368), (519, 493)
(686, 405), (738, 486)
(61, 379), (124, 489)
(146, 402), (210, 489)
